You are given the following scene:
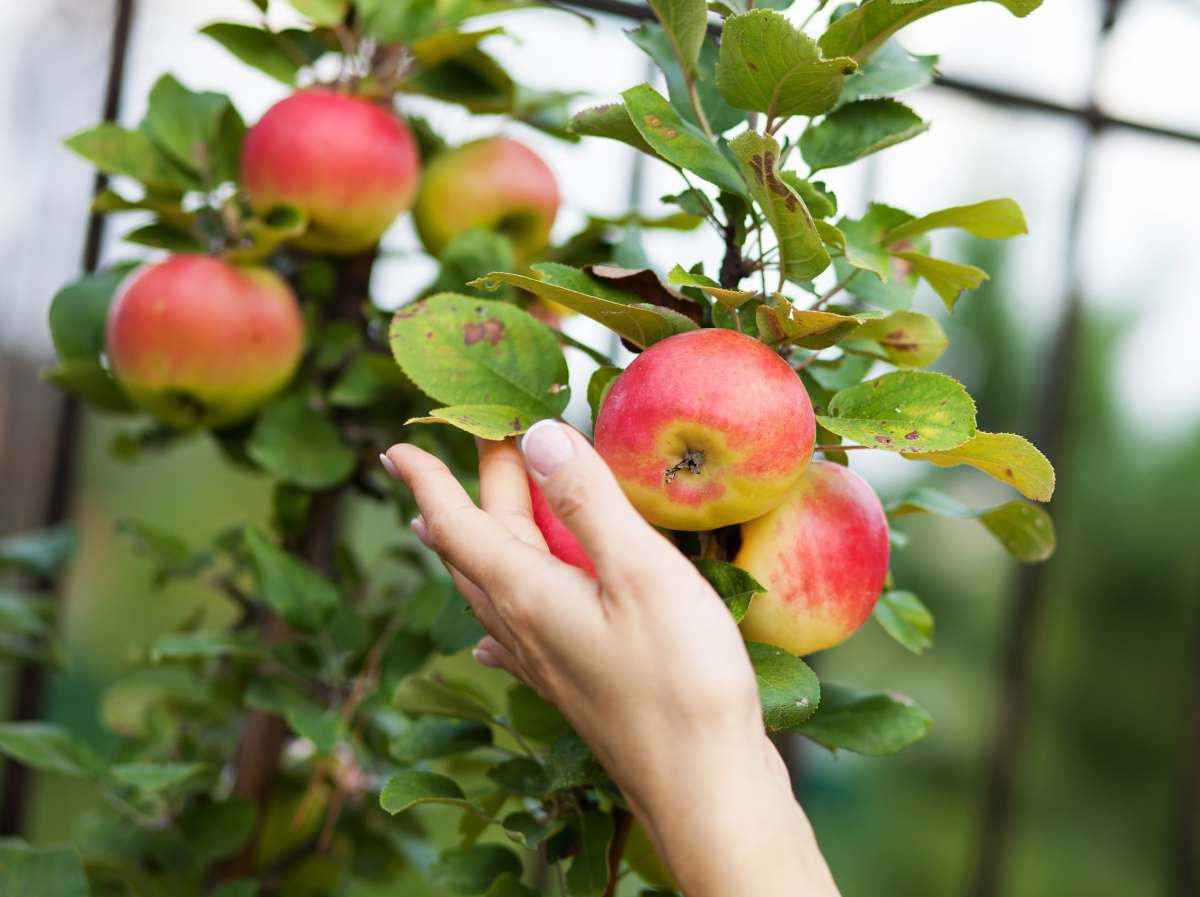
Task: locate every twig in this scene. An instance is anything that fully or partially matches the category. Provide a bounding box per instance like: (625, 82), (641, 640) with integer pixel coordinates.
(602, 808), (633, 897)
(812, 269), (861, 309)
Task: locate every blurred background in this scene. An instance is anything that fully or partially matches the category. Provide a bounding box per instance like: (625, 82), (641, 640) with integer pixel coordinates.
(1, 1), (1198, 895)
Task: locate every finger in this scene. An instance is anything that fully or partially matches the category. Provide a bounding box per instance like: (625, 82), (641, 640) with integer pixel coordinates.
(383, 444), (556, 596)
(477, 438), (546, 550)
(472, 635), (534, 687)
(520, 421), (673, 585)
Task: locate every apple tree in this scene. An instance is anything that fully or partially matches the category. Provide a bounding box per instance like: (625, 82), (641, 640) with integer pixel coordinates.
(3, 0), (1054, 894)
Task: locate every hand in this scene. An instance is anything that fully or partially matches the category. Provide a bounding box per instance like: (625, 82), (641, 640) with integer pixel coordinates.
(382, 420), (839, 897)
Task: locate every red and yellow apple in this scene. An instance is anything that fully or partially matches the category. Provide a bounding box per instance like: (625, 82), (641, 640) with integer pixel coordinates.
(241, 89), (421, 254)
(528, 475), (595, 576)
(413, 137), (559, 259)
(735, 461), (889, 656)
(105, 255), (304, 429)
(594, 329), (815, 531)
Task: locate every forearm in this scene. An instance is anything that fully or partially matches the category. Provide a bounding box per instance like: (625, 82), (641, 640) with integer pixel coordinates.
(627, 735), (840, 897)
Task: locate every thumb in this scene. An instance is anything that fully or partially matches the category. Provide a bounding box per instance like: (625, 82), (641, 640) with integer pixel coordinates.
(521, 419), (660, 580)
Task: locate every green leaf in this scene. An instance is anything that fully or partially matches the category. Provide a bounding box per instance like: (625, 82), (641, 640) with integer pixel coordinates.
(48, 265), (134, 361)
(838, 39), (937, 105)
(587, 367), (623, 428)
(118, 519), (211, 585)
(289, 0), (347, 25)
(0, 527), (76, 578)
(200, 23), (327, 85)
(0, 841), (88, 897)
(409, 405), (542, 440)
(746, 643), (820, 731)
(43, 360), (133, 412)
(64, 123), (192, 193)
(545, 734), (610, 792)
(903, 431), (1055, 501)
(180, 799), (257, 864)
(409, 27), (505, 67)
(149, 630), (261, 662)
(471, 269), (697, 349)
(0, 723), (102, 778)
(849, 310), (948, 367)
(717, 10), (856, 119)
(692, 559), (763, 622)
(485, 873), (540, 897)
(380, 770), (476, 815)
(431, 844), (523, 895)
(820, 0), (1043, 61)
(402, 49), (514, 114)
(430, 228), (517, 297)
(487, 757), (548, 797)
(667, 265), (756, 307)
(569, 103), (657, 155)
(800, 98), (928, 171)
(246, 679), (345, 752)
(799, 684), (931, 754)
(145, 74), (242, 182)
(873, 590), (933, 653)
(627, 26), (743, 134)
(729, 130), (830, 281)
(507, 684), (571, 743)
(246, 395), (356, 490)
(756, 303), (861, 348)
(358, 0), (470, 43)
(621, 84), (745, 197)
(784, 175), (838, 219)
(817, 370), (976, 452)
(394, 675), (496, 722)
(244, 526), (341, 632)
(647, 0), (708, 76)
(883, 197), (1027, 243)
(888, 488), (1057, 562)
(209, 882), (258, 897)
(111, 761), (209, 793)
(894, 251), (988, 309)
(837, 202), (916, 283)
(328, 353), (412, 408)
(432, 591), (488, 654)
(390, 294), (570, 430)
(567, 810), (615, 897)
(391, 719), (492, 763)
(0, 592), (51, 639)
(122, 222), (206, 253)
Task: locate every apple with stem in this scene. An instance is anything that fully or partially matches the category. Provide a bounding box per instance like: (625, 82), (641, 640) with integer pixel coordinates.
(413, 137), (559, 260)
(105, 255), (304, 429)
(241, 89), (421, 254)
(735, 461), (890, 656)
(594, 329), (815, 531)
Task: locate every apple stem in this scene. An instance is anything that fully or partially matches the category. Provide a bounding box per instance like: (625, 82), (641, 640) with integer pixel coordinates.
(663, 448), (705, 483)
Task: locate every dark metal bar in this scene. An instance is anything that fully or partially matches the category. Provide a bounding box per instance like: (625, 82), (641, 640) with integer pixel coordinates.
(968, 3), (1125, 894)
(554, 0), (1200, 147)
(0, 0), (137, 837)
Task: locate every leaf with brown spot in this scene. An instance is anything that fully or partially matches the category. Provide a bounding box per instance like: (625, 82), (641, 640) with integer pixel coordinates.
(818, 370), (976, 452)
(408, 405), (540, 440)
(888, 488), (1055, 563)
(849, 310), (947, 367)
(756, 302), (862, 349)
(903, 431), (1055, 501)
(584, 264), (702, 323)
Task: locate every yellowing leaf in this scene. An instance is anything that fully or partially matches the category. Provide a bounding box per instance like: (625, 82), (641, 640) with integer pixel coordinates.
(883, 198), (1028, 243)
(667, 264), (756, 307)
(819, 370), (976, 452)
(895, 251), (988, 309)
(756, 303), (861, 348)
(904, 431), (1055, 501)
(408, 405), (541, 440)
(851, 310), (948, 367)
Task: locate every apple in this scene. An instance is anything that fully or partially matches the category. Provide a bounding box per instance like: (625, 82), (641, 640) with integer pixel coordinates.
(241, 89), (421, 254)
(528, 475), (595, 576)
(105, 255), (304, 429)
(735, 461), (889, 656)
(413, 137), (559, 259)
(593, 329), (815, 531)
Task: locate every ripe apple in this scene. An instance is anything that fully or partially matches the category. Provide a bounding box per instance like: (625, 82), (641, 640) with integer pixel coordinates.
(593, 329), (815, 531)
(528, 475), (595, 576)
(241, 89), (421, 254)
(413, 137), (559, 259)
(105, 255), (304, 429)
(735, 461), (889, 656)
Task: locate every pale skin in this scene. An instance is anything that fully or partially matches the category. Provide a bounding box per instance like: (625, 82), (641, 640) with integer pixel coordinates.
(381, 419), (841, 897)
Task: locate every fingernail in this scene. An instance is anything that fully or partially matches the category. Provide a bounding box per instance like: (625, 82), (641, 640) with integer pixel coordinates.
(379, 452), (399, 478)
(473, 646), (501, 668)
(411, 516), (432, 548)
(521, 420), (574, 477)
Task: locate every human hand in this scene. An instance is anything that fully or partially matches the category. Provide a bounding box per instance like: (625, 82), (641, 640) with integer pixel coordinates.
(382, 420), (839, 897)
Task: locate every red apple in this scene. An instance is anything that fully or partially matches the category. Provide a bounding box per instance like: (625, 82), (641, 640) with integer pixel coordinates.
(413, 137), (559, 260)
(105, 255), (304, 429)
(528, 475), (595, 576)
(735, 461), (889, 656)
(241, 89), (421, 254)
(594, 329), (815, 531)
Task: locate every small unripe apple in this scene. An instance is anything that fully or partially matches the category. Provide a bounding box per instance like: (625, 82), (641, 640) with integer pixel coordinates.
(105, 255), (304, 429)
(528, 475), (595, 576)
(413, 137), (559, 259)
(594, 329), (815, 531)
(735, 461), (889, 656)
(241, 89), (421, 254)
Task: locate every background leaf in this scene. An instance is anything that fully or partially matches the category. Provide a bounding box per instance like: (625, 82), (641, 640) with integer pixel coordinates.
(889, 489), (1057, 562)
(431, 844), (523, 895)
(0, 841), (88, 897)
(647, 0), (708, 76)
(883, 197), (1028, 243)
(379, 770), (476, 815)
(244, 527), (341, 632)
(566, 810), (614, 897)
(799, 684), (932, 755)
(0, 723), (102, 778)
(838, 39), (937, 105)
(247, 396), (356, 490)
